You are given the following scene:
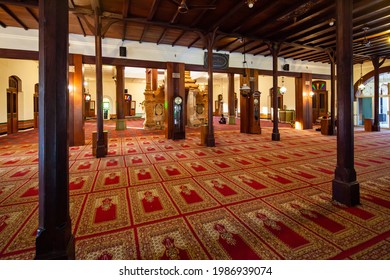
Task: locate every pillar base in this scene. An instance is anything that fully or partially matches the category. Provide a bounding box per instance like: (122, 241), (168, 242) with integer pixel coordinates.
(206, 134), (215, 147)
(115, 119), (127, 130)
(35, 235), (75, 260)
(372, 123), (380, 131)
(272, 132), (280, 141)
(332, 179), (360, 207)
(228, 115), (236, 125)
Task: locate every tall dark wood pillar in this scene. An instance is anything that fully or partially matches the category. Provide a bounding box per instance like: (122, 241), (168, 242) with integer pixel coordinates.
(152, 69), (158, 91)
(205, 32), (216, 147)
(69, 54), (85, 146)
(227, 73), (236, 125)
(116, 65), (126, 130)
(332, 0), (359, 207)
(371, 56), (386, 132)
(94, 6), (106, 157)
(36, 0), (74, 259)
(270, 42), (281, 141)
(329, 51), (336, 135)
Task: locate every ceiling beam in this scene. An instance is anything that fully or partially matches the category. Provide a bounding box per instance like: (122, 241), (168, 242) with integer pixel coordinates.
(76, 16), (87, 36)
(216, 38), (239, 51)
(122, 21), (127, 41)
(0, 0), (37, 7)
(157, 29), (167, 45)
(191, 0), (218, 27)
(25, 6), (38, 23)
(210, 2), (243, 31)
(0, 3), (28, 30)
(123, 0), (130, 18)
(172, 30), (185, 46)
(147, 0), (161, 21)
(0, 20), (6, 28)
(139, 25), (149, 43)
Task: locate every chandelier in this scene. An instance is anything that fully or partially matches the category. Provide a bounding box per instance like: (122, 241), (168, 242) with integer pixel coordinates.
(245, 0), (257, 8)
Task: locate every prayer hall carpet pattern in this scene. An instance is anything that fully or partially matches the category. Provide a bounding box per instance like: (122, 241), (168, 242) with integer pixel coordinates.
(1, 120), (390, 260)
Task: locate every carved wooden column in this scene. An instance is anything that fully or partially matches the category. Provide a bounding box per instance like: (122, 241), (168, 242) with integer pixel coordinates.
(332, 0), (359, 207)
(69, 54), (85, 145)
(205, 31), (216, 147)
(227, 73), (236, 125)
(143, 68), (156, 129)
(269, 42), (281, 141)
(35, 0), (74, 259)
(371, 56), (386, 131)
(115, 65), (126, 130)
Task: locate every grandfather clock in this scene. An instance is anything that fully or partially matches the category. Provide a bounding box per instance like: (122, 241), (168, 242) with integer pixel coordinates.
(249, 91), (261, 134)
(172, 96), (185, 139)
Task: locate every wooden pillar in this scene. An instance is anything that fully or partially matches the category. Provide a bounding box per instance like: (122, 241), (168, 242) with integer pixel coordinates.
(165, 62), (185, 139)
(240, 68), (250, 133)
(206, 32), (216, 147)
(371, 57), (386, 131)
(69, 54), (85, 145)
(332, 0), (359, 207)
(270, 42), (281, 141)
(329, 51), (336, 135)
(94, 6), (106, 158)
(227, 73), (236, 125)
(36, 0), (74, 259)
(295, 73), (313, 130)
(115, 65), (126, 130)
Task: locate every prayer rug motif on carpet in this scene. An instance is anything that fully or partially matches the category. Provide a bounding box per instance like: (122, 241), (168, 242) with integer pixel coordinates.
(2, 178), (39, 204)
(162, 178), (220, 214)
(154, 162), (191, 181)
(98, 156), (126, 170)
(94, 168), (129, 191)
(128, 183), (178, 224)
(145, 152), (174, 164)
(0, 165), (38, 182)
(69, 159), (99, 173)
(69, 171), (96, 195)
(3, 194), (84, 255)
(0, 202), (37, 253)
(179, 159), (217, 176)
(76, 229), (137, 260)
(124, 154), (150, 167)
(76, 189), (131, 237)
(0, 180), (25, 204)
(292, 187), (390, 234)
(228, 200), (341, 259)
(194, 174), (253, 205)
(128, 165), (162, 186)
(263, 193), (376, 250)
(137, 217), (209, 260)
(186, 208), (280, 260)
(222, 171), (284, 196)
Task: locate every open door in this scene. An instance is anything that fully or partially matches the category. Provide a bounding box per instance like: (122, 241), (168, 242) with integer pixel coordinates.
(7, 76), (20, 134)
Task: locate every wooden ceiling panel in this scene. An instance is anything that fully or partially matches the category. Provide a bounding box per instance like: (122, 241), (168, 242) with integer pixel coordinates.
(0, 0), (388, 64)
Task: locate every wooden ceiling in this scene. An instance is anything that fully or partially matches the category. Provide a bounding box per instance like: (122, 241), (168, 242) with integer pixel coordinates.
(0, 0), (389, 65)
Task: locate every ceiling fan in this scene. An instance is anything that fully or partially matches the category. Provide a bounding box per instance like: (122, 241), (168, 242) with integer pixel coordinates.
(171, 0), (216, 14)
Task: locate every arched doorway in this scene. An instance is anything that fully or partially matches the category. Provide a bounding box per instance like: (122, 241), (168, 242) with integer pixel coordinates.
(7, 76), (21, 134)
(34, 83), (39, 128)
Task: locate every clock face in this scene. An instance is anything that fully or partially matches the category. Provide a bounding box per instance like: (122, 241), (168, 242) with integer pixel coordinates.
(174, 96), (182, 105)
(254, 99), (259, 104)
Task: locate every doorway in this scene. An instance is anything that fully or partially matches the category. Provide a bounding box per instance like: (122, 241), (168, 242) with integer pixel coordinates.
(103, 99), (110, 120)
(7, 76), (21, 134)
(312, 81), (328, 121)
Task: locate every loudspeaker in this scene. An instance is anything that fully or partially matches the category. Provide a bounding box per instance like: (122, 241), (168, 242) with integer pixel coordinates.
(119, 46), (127, 57)
(124, 89), (128, 94)
(282, 64), (290, 71)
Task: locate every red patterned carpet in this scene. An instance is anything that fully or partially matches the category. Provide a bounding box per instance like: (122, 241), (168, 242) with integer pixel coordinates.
(1, 118), (390, 260)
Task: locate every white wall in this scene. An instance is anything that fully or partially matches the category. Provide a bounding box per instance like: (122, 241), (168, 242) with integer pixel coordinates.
(0, 58), (39, 123)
